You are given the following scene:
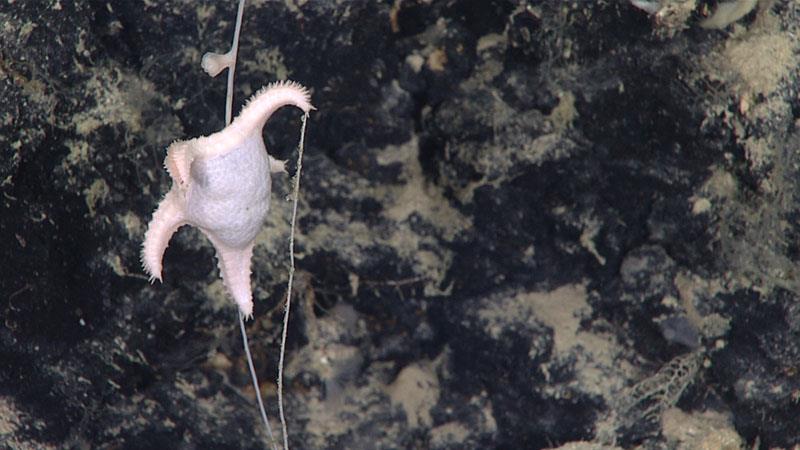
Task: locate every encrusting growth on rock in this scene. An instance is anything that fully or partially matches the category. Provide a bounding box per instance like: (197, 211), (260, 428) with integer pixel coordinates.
(141, 81), (313, 318)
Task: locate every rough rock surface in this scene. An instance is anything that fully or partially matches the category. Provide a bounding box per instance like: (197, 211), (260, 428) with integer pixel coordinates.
(2, 0), (800, 449)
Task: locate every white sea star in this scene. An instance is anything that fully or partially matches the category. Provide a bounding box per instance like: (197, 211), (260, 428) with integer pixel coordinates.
(141, 81), (313, 318)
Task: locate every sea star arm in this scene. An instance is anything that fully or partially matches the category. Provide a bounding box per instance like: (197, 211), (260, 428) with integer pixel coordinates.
(165, 140), (196, 190)
(193, 81), (313, 162)
(141, 189), (186, 282)
(206, 236), (256, 318)
(269, 156), (287, 174)
(231, 81), (313, 137)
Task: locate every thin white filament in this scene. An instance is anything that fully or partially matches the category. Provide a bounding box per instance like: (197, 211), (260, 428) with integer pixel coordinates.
(225, 0), (246, 125)
(239, 311), (279, 450)
(220, 0), (280, 448)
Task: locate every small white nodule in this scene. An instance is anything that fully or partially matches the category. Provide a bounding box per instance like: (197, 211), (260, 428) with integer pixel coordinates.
(201, 51), (234, 77)
(629, 0), (661, 15)
(700, 0), (757, 29)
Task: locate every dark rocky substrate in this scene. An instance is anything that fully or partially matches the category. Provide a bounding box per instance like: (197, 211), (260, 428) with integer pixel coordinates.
(2, 1), (800, 448)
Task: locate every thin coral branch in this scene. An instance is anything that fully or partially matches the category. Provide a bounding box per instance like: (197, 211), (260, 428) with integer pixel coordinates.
(278, 112), (309, 450)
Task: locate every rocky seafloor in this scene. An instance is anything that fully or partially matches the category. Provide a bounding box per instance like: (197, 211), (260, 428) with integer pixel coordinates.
(2, 1), (800, 449)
